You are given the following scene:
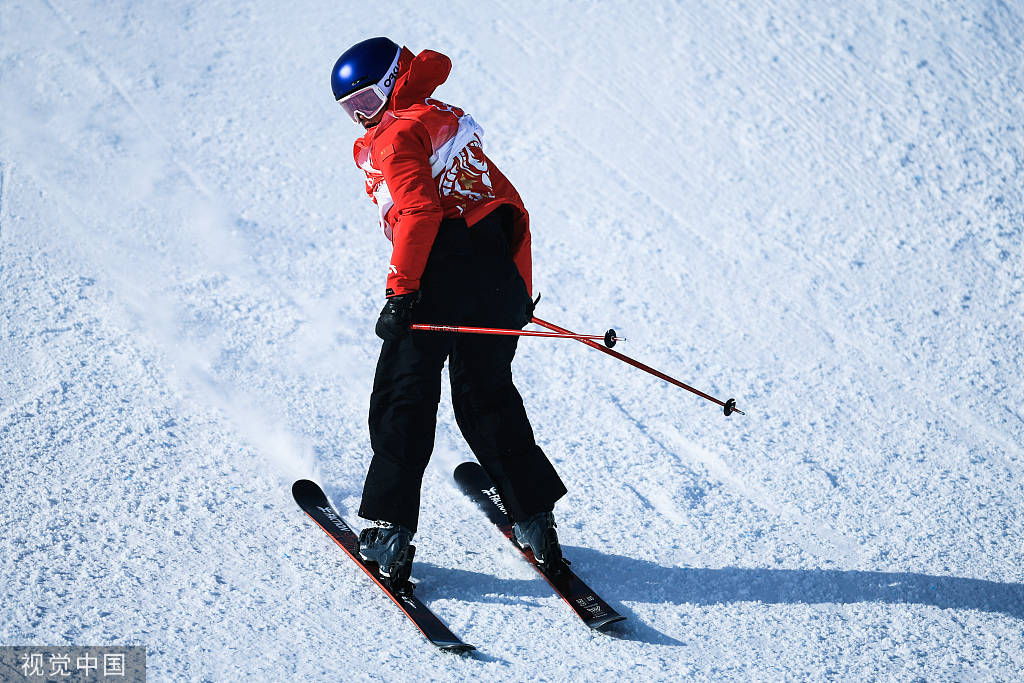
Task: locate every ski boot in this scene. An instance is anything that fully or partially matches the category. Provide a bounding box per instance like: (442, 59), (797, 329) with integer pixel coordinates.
(513, 511), (564, 572)
(359, 521), (415, 590)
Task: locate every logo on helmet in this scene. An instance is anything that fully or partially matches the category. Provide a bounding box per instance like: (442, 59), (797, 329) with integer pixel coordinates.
(382, 62), (400, 91)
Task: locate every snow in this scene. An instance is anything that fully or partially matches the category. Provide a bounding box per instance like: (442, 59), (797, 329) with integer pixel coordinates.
(2, 0), (1023, 680)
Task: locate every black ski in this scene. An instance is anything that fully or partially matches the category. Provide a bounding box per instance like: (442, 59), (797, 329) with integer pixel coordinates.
(453, 462), (626, 630)
(291, 479), (475, 653)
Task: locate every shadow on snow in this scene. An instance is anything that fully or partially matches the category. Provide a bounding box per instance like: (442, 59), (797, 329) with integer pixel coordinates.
(415, 545), (1024, 646)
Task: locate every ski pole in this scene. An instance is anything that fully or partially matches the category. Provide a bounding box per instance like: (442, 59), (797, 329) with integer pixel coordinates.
(531, 316), (745, 417)
(410, 323), (624, 346)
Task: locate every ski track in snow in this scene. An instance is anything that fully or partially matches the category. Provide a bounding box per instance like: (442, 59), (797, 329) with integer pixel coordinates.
(2, 0), (1024, 680)
(40, 0), (215, 201)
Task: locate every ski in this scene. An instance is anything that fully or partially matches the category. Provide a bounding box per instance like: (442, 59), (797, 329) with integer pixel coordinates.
(291, 479), (475, 654)
(453, 462), (626, 630)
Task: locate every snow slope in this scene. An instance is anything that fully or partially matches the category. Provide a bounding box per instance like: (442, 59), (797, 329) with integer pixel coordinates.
(2, 0), (1023, 679)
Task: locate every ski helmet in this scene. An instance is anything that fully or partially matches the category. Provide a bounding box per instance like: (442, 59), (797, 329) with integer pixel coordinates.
(331, 37), (402, 123)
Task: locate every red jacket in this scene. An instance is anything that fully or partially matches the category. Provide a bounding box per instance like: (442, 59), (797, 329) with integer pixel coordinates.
(353, 48), (532, 297)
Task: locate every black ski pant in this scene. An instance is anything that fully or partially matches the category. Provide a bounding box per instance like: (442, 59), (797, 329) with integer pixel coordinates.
(359, 206), (567, 533)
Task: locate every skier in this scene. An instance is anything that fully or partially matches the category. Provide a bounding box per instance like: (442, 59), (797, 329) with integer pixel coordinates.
(331, 38), (568, 580)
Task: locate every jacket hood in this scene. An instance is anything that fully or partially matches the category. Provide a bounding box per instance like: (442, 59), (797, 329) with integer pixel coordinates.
(389, 48), (452, 111)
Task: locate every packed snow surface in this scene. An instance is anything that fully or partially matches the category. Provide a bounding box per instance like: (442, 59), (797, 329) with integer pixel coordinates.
(2, 0), (1023, 680)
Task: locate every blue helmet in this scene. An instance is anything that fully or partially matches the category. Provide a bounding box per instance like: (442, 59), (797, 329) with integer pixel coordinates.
(331, 37), (402, 101)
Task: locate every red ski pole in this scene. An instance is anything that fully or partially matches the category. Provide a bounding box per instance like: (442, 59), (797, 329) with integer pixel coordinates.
(531, 316), (744, 417)
(409, 323), (625, 345)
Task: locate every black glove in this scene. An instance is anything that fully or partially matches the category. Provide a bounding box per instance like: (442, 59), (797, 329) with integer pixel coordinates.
(375, 292), (419, 341)
(517, 292), (538, 328)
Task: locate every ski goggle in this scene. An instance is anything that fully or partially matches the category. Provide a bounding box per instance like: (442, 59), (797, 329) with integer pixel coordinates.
(337, 84), (389, 124)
